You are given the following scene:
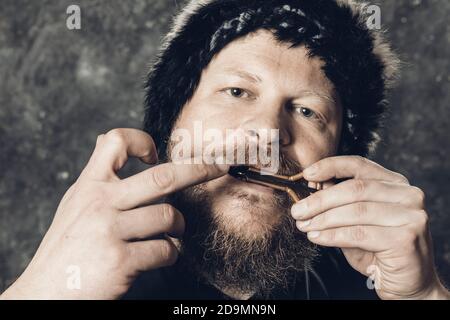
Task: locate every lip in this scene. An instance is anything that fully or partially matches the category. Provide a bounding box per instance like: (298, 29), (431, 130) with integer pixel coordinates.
(227, 165), (318, 203)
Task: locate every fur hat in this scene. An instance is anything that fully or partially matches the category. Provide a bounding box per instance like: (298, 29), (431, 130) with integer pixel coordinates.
(143, 0), (400, 159)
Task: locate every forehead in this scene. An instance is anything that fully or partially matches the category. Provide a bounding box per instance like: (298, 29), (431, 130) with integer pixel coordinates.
(203, 29), (336, 95)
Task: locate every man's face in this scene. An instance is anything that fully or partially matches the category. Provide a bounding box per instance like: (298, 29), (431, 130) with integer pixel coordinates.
(168, 29), (342, 294)
(172, 29), (342, 234)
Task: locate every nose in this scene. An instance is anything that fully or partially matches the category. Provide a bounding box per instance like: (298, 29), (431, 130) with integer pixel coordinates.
(240, 110), (291, 147)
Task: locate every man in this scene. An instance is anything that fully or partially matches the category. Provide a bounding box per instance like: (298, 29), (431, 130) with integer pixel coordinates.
(1, 0), (449, 299)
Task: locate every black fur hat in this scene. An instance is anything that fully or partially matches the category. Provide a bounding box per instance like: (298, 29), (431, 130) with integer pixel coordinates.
(143, 0), (400, 159)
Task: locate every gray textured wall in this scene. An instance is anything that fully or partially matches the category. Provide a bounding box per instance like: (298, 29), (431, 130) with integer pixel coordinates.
(0, 0), (449, 292)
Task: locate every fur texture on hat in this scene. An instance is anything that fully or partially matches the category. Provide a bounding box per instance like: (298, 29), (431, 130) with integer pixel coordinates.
(143, 0), (400, 159)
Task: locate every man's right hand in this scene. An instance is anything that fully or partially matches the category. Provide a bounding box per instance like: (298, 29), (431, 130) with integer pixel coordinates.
(0, 128), (229, 299)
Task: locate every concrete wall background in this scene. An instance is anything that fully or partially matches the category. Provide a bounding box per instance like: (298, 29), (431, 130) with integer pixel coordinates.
(1, 0), (449, 292)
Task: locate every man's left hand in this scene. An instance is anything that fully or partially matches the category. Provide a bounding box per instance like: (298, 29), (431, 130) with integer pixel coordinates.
(291, 156), (450, 300)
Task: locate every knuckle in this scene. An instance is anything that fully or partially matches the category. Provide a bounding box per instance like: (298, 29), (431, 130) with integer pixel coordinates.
(414, 209), (429, 227)
(355, 202), (367, 217)
(158, 240), (178, 265)
(351, 179), (366, 196)
(150, 165), (176, 191)
(350, 226), (367, 241)
(306, 195), (320, 211)
(161, 204), (177, 229)
(353, 155), (368, 166)
(141, 148), (155, 162)
(96, 134), (105, 146)
(325, 229), (336, 242)
(395, 173), (409, 184)
(311, 160), (322, 171)
(193, 164), (210, 180)
(411, 187), (426, 207)
(105, 128), (127, 148)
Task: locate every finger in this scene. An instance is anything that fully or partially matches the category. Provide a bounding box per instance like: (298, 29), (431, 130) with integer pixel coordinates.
(296, 202), (425, 232)
(291, 179), (424, 220)
(126, 239), (178, 272)
(303, 156), (409, 184)
(114, 161), (229, 210)
(322, 181), (336, 189)
(83, 128), (158, 180)
(116, 204), (185, 240)
(305, 225), (405, 252)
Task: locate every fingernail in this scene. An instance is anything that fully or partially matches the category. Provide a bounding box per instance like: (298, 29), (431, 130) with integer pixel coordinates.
(308, 231), (320, 239)
(296, 219), (311, 229)
(291, 200), (307, 218)
(304, 164), (318, 177)
(308, 181), (317, 189)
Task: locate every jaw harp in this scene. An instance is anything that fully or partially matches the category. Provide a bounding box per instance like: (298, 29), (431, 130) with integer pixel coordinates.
(228, 165), (320, 203)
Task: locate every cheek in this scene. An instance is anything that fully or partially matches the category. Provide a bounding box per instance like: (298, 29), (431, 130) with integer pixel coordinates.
(290, 125), (341, 166)
(169, 98), (243, 158)
(177, 95), (244, 133)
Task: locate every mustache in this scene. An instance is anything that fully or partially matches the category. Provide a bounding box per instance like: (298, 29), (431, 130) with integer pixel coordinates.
(166, 131), (303, 175)
(169, 140), (304, 193)
(275, 152), (303, 176)
(234, 147), (304, 176)
(224, 150), (303, 207)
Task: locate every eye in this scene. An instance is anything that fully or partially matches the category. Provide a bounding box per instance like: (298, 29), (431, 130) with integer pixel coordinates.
(225, 87), (250, 99)
(294, 106), (316, 118)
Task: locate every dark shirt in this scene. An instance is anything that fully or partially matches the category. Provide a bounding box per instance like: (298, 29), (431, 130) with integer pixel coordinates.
(123, 247), (378, 300)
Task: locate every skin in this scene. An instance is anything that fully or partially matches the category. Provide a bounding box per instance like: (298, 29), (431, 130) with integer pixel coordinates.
(171, 30), (342, 238)
(293, 156), (450, 299)
(0, 128), (229, 299)
(1, 29), (448, 300)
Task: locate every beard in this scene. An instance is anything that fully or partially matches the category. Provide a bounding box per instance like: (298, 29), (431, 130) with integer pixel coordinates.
(167, 153), (319, 298)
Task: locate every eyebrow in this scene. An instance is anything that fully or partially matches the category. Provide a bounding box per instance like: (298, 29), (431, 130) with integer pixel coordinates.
(221, 67), (263, 84)
(296, 90), (337, 105)
(220, 67), (337, 105)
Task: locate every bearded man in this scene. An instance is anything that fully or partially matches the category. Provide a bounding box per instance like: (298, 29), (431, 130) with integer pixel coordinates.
(1, 0), (449, 300)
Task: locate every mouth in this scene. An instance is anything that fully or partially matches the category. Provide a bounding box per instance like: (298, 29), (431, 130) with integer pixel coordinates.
(236, 178), (275, 195)
(227, 165), (318, 203)
(225, 174), (275, 196)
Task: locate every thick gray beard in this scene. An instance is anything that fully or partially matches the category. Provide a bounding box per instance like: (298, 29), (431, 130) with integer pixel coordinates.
(168, 184), (319, 298)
